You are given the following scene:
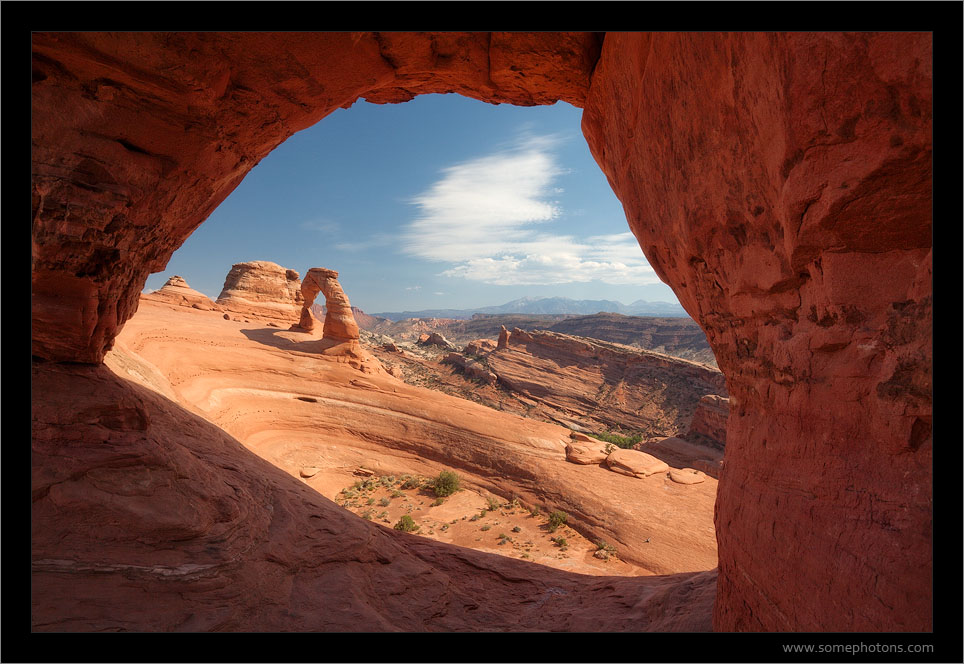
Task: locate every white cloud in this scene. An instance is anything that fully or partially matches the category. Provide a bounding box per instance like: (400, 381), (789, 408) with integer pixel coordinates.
(405, 285), (422, 291)
(399, 136), (660, 287)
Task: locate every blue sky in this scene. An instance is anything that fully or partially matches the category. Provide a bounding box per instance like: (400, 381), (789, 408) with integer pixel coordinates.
(144, 93), (682, 314)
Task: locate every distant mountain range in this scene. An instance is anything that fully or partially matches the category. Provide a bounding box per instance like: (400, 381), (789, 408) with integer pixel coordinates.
(373, 296), (688, 321)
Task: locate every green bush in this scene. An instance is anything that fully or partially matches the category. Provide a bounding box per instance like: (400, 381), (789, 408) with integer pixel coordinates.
(431, 497), (445, 507)
(432, 470), (461, 497)
(551, 536), (568, 548)
(547, 510), (568, 533)
(595, 539), (617, 555)
(486, 496), (501, 511)
(393, 515), (419, 532)
(593, 431), (643, 449)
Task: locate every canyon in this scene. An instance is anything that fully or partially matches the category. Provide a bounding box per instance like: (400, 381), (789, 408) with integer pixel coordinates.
(31, 31), (933, 636)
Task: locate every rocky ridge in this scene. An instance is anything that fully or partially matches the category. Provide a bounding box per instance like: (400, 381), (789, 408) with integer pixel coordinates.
(142, 275), (220, 311)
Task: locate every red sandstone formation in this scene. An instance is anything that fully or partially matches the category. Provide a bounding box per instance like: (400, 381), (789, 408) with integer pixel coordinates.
(582, 32), (932, 631)
(440, 352), (498, 384)
(216, 261), (303, 323)
(418, 332), (455, 350)
(142, 275), (220, 311)
(497, 325), (511, 349)
(464, 338), (498, 355)
(31, 31), (932, 633)
(298, 268), (360, 343)
(490, 328), (726, 437)
(682, 395), (729, 451)
(605, 448), (671, 479)
(311, 303), (386, 331)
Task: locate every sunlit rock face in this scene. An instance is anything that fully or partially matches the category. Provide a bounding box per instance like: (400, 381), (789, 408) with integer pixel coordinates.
(581, 32), (932, 631)
(31, 31), (931, 632)
(216, 261), (303, 323)
(297, 267), (360, 342)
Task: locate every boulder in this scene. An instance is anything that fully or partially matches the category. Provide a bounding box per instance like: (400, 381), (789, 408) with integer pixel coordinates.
(605, 448), (670, 478)
(668, 468), (707, 485)
(565, 441), (609, 465)
(419, 332), (454, 350)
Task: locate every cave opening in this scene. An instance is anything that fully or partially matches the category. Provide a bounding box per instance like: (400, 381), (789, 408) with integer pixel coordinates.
(31, 31), (932, 633)
(125, 90), (725, 582)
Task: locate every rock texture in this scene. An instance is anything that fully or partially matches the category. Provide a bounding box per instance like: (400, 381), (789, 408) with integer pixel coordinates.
(497, 325), (511, 349)
(582, 32), (932, 631)
(419, 332), (455, 350)
(491, 329), (726, 437)
(682, 395), (729, 451)
(31, 31), (932, 633)
(440, 353), (498, 384)
(297, 268), (360, 343)
(142, 275), (220, 311)
(606, 448), (671, 479)
(33, 357), (715, 632)
(216, 261), (303, 323)
(549, 313), (717, 367)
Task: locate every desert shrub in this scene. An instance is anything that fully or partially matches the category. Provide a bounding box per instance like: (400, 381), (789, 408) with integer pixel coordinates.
(379, 497), (391, 507)
(400, 475), (424, 490)
(393, 515), (419, 532)
(546, 510), (568, 533)
(480, 524), (491, 531)
(551, 537), (568, 548)
(595, 539), (617, 555)
(431, 497), (445, 507)
(603, 442), (616, 455)
(391, 490), (405, 498)
(593, 431), (643, 449)
(511, 526), (521, 533)
(486, 496), (501, 511)
(432, 470), (461, 497)
(366, 498), (375, 506)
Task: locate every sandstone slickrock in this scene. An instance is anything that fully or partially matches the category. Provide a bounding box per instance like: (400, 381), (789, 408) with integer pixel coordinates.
(490, 329), (726, 437)
(669, 469), (707, 485)
(33, 358), (716, 632)
(565, 441), (610, 465)
(216, 261), (303, 323)
(143, 275), (220, 311)
(31, 30), (932, 633)
(440, 353), (498, 384)
(606, 448), (671, 479)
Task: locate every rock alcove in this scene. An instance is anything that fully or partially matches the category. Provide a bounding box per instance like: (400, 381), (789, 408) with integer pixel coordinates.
(31, 32), (931, 632)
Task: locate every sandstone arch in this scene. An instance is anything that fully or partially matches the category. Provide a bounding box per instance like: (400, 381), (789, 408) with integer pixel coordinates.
(31, 32), (932, 632)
